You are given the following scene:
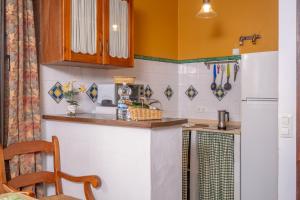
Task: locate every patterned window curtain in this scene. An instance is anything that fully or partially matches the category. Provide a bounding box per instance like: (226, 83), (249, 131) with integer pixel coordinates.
(5, 0), (42, 196)
(197, 132), (234, 200)
(0, 0), (5, 145)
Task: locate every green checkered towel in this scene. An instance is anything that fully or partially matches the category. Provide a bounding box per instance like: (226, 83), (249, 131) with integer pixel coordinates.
(197, 131), (234, 200)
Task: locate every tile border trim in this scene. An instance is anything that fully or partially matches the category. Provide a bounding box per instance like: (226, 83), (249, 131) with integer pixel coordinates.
(134, 55), (241, 64)
(134, 55), (179, 64)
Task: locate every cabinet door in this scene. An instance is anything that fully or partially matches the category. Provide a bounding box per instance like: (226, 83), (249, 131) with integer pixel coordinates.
(64, 0), (103, 64)
(103, 0), (134, 67)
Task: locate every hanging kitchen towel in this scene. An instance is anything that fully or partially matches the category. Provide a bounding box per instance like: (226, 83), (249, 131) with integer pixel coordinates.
(197, 131), (234, 200)
(182, 131), (191, 200)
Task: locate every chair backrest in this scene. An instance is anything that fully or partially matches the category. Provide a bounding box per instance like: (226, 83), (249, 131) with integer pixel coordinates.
(0, 136), (63, 194)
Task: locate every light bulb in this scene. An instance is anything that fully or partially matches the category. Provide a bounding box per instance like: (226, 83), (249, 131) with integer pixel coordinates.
(202, 3), (211, 13)
(112, 24), (118, 32)
(196, 0), (217, 19)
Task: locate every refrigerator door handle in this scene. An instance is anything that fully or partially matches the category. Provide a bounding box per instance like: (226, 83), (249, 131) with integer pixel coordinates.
(243, 97), (278, 102)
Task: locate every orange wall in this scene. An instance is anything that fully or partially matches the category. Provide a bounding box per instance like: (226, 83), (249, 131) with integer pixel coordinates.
(134, 0), (278, 60)
(178, 0), (278, 60)
(134, 0), (178, 60)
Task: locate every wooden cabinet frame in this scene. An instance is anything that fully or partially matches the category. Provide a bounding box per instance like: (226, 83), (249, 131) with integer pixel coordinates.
(63, 0), (103, 64)
(40, 0), (134, 68)
(103, 0), (134, 67)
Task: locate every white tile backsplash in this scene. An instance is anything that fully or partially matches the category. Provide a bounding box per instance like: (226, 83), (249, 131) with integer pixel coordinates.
(40, 60), (179, 117)
(40, 59), (241, 121)
(178, 63), (241, 121)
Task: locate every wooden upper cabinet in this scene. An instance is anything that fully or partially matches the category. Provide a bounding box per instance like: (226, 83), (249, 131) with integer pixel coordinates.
(39, 0), (134, 68)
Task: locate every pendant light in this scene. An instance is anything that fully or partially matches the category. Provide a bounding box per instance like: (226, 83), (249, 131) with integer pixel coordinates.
(196, 0), (217, 19)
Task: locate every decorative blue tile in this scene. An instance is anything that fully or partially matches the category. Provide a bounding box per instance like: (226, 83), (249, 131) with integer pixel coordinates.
(86, 83), (98, 103)
(164, 85), (173, 100)
(185, 85), (198, 100)
(48, 82), (64, 103)
(144, 85), (153, 99)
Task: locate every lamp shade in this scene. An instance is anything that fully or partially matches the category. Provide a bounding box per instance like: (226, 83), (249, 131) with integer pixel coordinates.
(196, 0), (217, 19)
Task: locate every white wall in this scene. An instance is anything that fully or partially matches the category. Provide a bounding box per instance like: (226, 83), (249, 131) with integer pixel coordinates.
(40, 59), (241, 121)
(278, 0), (297, 199)
(40, 59), (242, 199)
(44, 121), (182, 200)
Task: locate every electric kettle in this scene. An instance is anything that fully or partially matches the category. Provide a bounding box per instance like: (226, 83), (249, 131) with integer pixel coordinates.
(218, 110), (230, 130)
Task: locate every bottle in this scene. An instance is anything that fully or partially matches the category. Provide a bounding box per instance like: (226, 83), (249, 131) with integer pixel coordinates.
(117, 83), (132, 120)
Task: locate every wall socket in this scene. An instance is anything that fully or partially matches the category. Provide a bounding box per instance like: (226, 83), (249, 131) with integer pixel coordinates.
(197, 107), (207, 113)
(279, 114), (293, 138)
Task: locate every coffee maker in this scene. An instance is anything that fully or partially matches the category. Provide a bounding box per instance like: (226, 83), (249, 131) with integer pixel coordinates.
(218, 110), (230, 130)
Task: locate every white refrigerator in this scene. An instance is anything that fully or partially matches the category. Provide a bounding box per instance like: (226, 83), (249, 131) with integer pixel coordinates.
(241, 51), (278, 200)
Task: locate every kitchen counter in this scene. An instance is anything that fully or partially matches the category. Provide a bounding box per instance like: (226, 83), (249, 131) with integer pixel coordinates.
(43, 114), (187, 129)
(183, 119), (241, 135)
(42, 113), (185, 200)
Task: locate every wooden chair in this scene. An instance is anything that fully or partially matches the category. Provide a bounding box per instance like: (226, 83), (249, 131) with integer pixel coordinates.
(0, 136), (101, 200)
(0, 183), (34, 197)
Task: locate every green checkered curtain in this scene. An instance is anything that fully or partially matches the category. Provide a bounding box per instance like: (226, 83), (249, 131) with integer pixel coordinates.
(197, 131), (234, 200)
(182, 131), (190, 200)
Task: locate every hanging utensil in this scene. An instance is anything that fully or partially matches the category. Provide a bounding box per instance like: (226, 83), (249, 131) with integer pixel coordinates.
(220, 64), (225, 86)
(224, 63), (232, 91)
(234, 63), (240, 82)
(211, 64), (217, 91)
(214, 64), (226, 100)
(217, 64), (220, 74)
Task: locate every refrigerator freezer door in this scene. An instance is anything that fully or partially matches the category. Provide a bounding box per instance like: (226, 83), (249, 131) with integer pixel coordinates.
(241, 51), (278, 100)
(241, 100), (278, 200)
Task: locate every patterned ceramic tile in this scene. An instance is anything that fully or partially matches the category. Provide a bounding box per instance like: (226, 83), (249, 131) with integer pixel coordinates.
(185, 85), (198, 100)
(48, 82), (64, 103)
(164, 85), (173, 100)
(213, 86), (227, 101)
(86, 83), (98, 103)
(144, 85), (153, 99)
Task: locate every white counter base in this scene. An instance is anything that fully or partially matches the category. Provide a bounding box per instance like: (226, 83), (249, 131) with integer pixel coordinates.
(43, 121), (182, 200)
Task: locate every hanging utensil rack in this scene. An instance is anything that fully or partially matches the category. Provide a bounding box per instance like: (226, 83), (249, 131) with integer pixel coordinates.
(205, 59), (240, 69)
